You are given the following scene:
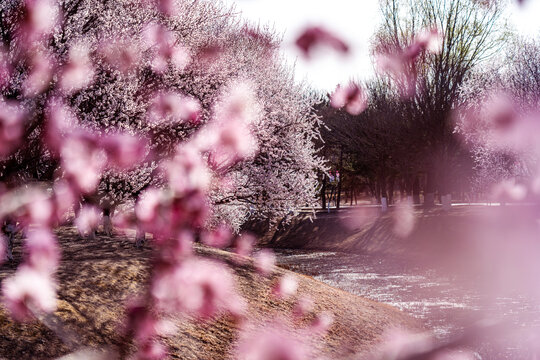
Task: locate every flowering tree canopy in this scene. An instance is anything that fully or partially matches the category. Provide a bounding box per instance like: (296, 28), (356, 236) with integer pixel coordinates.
(0, 0), (324, 230)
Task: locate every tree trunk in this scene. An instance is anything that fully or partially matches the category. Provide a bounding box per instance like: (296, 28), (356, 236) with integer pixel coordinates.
(321, 174), (327, 210)
(413, 175), (421, 204)
(424, 170), (435, 208)
(336, 149), (343, 209)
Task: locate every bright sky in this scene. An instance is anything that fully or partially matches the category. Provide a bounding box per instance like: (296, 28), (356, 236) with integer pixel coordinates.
(223, 0), (540, 92)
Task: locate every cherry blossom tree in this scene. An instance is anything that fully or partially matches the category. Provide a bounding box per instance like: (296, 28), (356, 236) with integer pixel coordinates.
(0, 0), (324, 231)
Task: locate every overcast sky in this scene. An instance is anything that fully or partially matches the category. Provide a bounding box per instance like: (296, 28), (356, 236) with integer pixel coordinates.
(223, 0), (540, 92)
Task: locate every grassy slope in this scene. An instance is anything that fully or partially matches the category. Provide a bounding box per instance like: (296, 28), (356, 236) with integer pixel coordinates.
(0, 226), (422, 359)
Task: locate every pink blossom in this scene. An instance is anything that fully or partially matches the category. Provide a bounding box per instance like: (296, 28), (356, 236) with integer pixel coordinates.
(2, 266), (57, 321)
(493, 178), (527, 201)
(25, 194), (54, 227)
(376, 53), (417, 98)
(59, 42), (95, 93)
(375, 27), (441, 98)
(374, 328), (433, 359)
(201, 224), (232, 248)
(164, 145), (211, 195)
(170, 230), (193, 258)
(100, 133), (148, 169)
(235, 320), (311, 360)
(52, 180), (77, 223)
(0, 101), (24, 158)
(147, 92), (201, 125)
(234, 233), (255, 258)
(295, 26), (349, 58)
(61, 136), (106, 193)
(292, 296), (314, 319)
(143, 23), (190, 73)
(18, 0), (59, 42)
(330, 82), (368, 115)
(156, 0), (181, 17)
(393, 201), (415, 238)
(45, 100), (77, 153)
(75, 205), (101, 236)
(135, 188), (162, 224)
(23, 50), (55, 96)
(125, 302), (174, 342)
(99, 39), (141, 74)
(309, 311), (333, 334)
(415, 27), (443, 54)
(131, 341), (167, 360)
(25, 228), (60, 273)
(216, 82), (260, 124)
(272, 274), (298, 299)
(253, 249), (276, 276)
(151, 257), (246, 319)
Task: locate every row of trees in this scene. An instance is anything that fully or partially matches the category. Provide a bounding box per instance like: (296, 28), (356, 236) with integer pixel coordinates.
(318, 0), (539, 208)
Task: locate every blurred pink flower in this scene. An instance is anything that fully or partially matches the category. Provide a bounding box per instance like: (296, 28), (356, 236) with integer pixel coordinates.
(147, 92), (201, 125)
(272, 274), (298, 299)
(25, 194), (54, 227)
(45, 100), (77, 154)
(25, 228), (60, 273)
(492, 178), (527, 202)
(164, 145), (211, 195)
(61, 136), (106, 193)
(235, 320), (311, 360)
(136, 188), (162, 224)
(100, 133), (148, 169)
(151, 257), (246, 319)
(156, 0), (181, 17)
(393, 201), (415, 238)
(131, 341), (167, 360)
(330, 82), (368, 115)
(375, 27), (441, 98)
(234, 233), (255, 258)
(2, 266), (57, 321)
(75, 205), (101, 236)
(99, 38), (141, 74)
(0, 101), (24, 158)
(59, 42), (95, 93)
(309, 311), (334, 334)
(143, 23), (190, 73)
(253, 249), (276, 276)
(169, 230), (193, 258)
(295, 26), (349, 58)
(23, 50), (55, 96)
(374, 328), (433, 360)
(18, 0), (59, 42)
(414, 27), (443, 54)
(292, 296), (314, 319)
(52, 180), (77, 223)
(201, 224), (232, 248)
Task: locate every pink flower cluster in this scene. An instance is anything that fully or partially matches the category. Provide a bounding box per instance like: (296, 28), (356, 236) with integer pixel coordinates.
(376, 27), (443, 98)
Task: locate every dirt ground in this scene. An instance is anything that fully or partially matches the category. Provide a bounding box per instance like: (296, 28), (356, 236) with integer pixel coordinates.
(0, 226), (422, 359)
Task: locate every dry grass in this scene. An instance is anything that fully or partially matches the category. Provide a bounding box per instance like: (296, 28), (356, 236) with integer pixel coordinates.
(0, 226), (422, 359)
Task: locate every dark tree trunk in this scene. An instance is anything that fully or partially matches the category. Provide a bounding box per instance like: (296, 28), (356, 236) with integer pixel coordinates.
(413, 175), (421, 204)
(321, 174), (327, 210)
(336, 149), (343, 209)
